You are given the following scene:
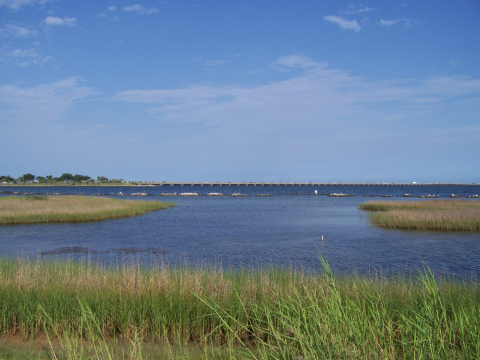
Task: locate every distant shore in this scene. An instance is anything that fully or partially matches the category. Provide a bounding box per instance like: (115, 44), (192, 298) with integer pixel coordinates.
(2, 182), (480, 187)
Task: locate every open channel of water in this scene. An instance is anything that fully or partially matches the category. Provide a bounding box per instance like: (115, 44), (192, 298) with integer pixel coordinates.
(0, 185), (479, 278)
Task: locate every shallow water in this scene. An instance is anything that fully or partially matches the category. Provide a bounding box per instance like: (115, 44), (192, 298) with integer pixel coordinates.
(0, 185), (479, 277)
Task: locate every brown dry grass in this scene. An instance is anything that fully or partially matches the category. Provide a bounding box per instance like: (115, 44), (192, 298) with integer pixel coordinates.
(0, 196), (174, 225)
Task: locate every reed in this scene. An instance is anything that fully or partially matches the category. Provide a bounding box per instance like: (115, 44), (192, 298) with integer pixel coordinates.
(360, 199), (480, 231)
(0, 196), (174, 225)
(0, 257), (479, 359)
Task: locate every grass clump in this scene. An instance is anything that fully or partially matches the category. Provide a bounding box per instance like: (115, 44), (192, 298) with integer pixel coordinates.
(0, 196), (174, 225)
(0, 257), (479, 359)
(360, 199), (480, 231)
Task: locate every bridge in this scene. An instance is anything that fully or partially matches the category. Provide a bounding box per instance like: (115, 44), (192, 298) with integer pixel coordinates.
(144, 182), (479, 187)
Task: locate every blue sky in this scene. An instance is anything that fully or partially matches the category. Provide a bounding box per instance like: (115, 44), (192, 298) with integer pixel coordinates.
(1, 0), (479, 182)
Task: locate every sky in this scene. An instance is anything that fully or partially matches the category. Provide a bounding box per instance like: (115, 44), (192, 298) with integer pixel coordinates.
(1, 0), (479, 183)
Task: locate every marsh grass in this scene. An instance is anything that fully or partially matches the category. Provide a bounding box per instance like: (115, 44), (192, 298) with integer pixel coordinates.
(360, 199), (480, 231)
(0, 196), (174, 225)
(0, 257), (479, 359)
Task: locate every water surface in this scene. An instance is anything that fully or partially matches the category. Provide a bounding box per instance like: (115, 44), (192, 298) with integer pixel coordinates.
(0, 185), (479, 278)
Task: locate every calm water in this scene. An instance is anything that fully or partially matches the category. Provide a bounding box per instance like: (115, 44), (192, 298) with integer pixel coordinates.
(1, 185), (479, 278)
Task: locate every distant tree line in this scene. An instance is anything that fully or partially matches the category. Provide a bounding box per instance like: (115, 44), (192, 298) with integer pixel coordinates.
(0, 174), (125, 184)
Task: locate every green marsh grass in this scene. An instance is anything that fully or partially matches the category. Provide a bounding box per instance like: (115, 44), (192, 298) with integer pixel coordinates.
(360, 199), (480, 231)
(0, 257), (479, 359)
(0, 196), (174, 225)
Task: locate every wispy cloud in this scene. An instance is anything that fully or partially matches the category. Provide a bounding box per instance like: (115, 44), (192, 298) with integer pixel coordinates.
(7, 48), (38, 57)
(0, 24), (38, 37)
(270, 53), (325, 70)
(122, 4), (158, 14)
(112, 55), (480, 128)
(0, 77), (95, 124)
(0, 0), (55, 11)
(43, 16), (77, 26)
(205, 60), (229, 66)
(106, 5), (117, 11)
(344, 5), (377, 14)
(324, 16), (361, 32)
(3, 47), (51, 66)
(379, 18), (422, 27)
(108, 55), (480, 180)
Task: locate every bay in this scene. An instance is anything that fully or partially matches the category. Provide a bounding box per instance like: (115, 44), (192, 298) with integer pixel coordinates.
(0, 185), (479, 278)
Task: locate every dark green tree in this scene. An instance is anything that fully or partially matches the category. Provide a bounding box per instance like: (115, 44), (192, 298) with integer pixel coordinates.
(60, 173), (74, 182)
(73, 174), (91, 182)
(97, 176), (108, 182)
(0, 175), (15, 183)
(23, 173), (35, 182)
(36, 176), (47, 183)
(46, 175), (53, 180)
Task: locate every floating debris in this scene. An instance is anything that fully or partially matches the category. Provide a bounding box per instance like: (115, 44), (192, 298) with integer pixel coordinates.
(179, 192), (199, 196)
(382, 195), (392, 197)
(329, 193), (354, 197)
(448, 194), (462, 198)
(467, 195), (479, 198)
(419, 195), (436, 198)
(255, 194), (271, 197)
(117, 192), (125, 196)
(206, 193), (223, 196)
(231, 193), (249, 197)
(159, 192), (177, 196)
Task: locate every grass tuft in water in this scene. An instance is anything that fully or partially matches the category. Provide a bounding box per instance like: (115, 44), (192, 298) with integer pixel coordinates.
(360, 199), (480, 231)
(0, 196), (174, 225)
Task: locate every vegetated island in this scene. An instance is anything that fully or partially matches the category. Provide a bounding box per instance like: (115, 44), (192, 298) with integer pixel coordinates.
(0, 257), (478, 359)
(360, 199), (480, 231)
(0, 196), (174, 225)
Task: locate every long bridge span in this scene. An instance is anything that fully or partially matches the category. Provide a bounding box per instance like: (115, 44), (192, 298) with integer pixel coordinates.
(145, 182), (479, 187)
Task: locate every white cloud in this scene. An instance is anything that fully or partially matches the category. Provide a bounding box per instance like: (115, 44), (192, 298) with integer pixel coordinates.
(44, 16), (77, 26)
(205, 60), (229, 66)
(324, 16), (361, 32)
(0, 0), (55, 10)
(107, 5), (117, 11)
(379, 19), (397, 27)
(3, 47), (51, 66)
(0, 77), (95, 124)
(108, 56), (480, 180)
(7, 48), (38, 57)
(379, 19), (422, 27)
(0, 24), (38, 37)
(344, 6), (376, 14)
(112, 55), (480, 130)
(122, 4), (158, 14)
(271, 53), (325, 70)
